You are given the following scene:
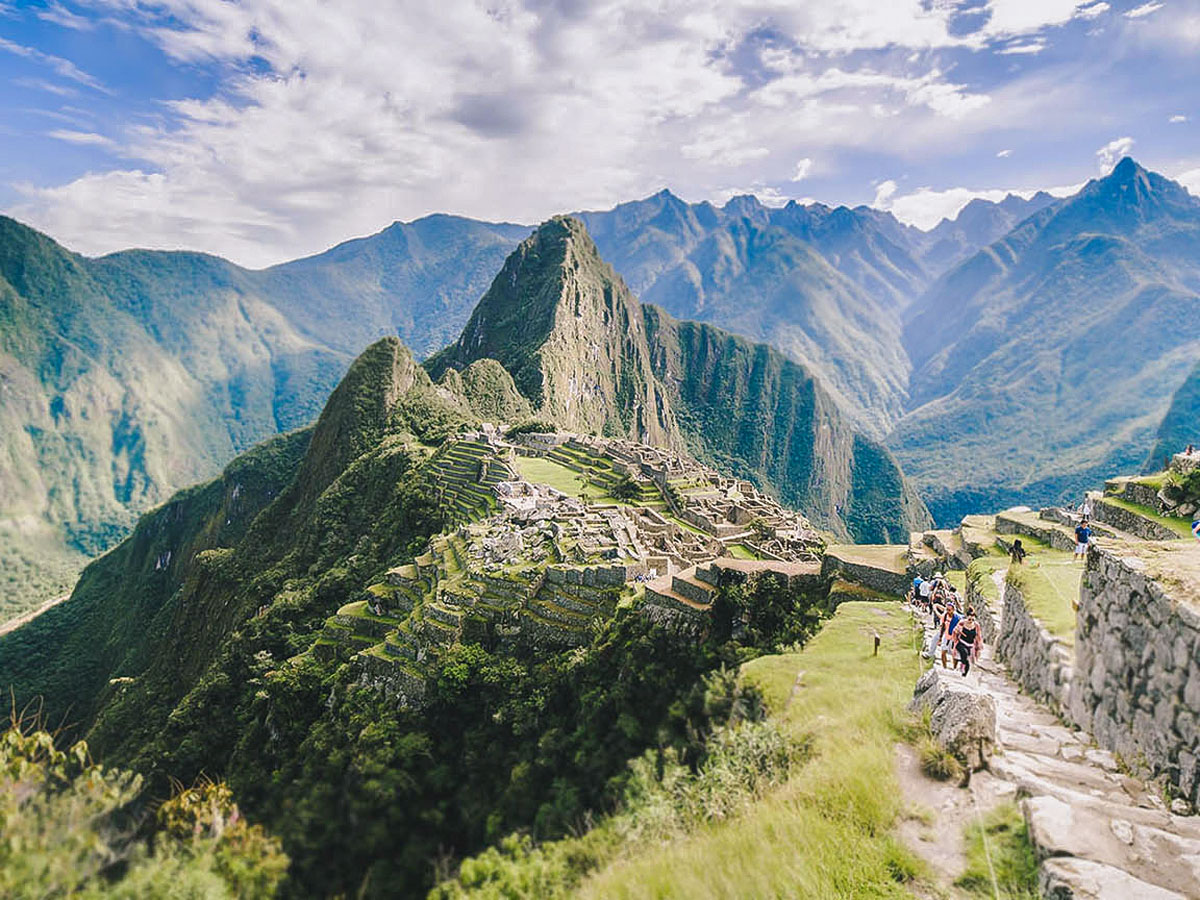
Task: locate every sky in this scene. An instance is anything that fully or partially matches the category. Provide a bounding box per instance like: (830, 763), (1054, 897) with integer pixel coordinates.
(1, 0), (1199, 268)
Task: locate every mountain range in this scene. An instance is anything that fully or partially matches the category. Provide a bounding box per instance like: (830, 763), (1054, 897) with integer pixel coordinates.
(2, 157), (1197, 618)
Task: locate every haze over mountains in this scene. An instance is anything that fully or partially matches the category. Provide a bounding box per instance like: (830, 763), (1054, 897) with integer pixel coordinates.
(1, 157), (1196, 617)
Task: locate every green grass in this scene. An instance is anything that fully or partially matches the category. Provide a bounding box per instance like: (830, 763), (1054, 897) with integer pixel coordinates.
(662, 512), (708, 536)
(726, 543), (759, 560)
(1101, 496), (1195, 539)
(1007, 548), (1080, 646)
(513, 454), (658, 506)
(955, 801), (1039, 900)
(574, 602), (925, 899)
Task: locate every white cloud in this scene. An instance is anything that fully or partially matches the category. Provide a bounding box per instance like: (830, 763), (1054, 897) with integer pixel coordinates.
(1176, 168), (1200, 195)
(1, 0), (1155, 265)
(1169, 114), (1188, 123)
(1125, 2), (1164, 18)
(997, 149), (1013, 157)
(873, 182), (1081, 229)
(1096, 135), (1135, 170)
(997, 40), (1047, 55)
(1076, 1), (1111, 18)
(0, 36), (108, 92)
(37, 2), (96, 30)
(982, 0), (1098, 36)
(873, 179), (899, 208)
(47, 129), (114, 147)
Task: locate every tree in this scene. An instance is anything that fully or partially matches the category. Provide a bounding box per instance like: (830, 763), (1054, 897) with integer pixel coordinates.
(0, 720), (287, 899)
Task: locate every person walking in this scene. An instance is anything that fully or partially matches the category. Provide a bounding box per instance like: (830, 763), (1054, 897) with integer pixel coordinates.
(939, 602), (961, 670)
(1081, 496), (1094, 519)
(953, 608), (981, 677)
(1010, 538), (1027, 566)
(1074, 520), (1092, 562)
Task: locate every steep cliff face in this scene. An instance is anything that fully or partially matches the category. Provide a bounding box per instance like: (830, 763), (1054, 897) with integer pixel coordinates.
(430, 217), (928, 541)
(427, 216), (678, 446)
(643, 309), (928, 542)
(0, 216), (350, 617)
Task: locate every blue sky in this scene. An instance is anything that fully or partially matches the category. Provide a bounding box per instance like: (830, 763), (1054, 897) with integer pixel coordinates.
(1, 0), (1199, 267)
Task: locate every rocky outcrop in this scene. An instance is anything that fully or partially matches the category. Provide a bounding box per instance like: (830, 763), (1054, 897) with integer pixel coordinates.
(1070, 543), (1200, 807)
(909, 666), (996, 772)
(995, 575), (1073, 714)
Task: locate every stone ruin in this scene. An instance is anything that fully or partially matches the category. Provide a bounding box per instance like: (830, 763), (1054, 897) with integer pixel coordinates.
(317, 429), (828, 707)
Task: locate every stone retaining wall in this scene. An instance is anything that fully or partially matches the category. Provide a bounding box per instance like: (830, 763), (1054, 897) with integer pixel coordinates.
(820, 553), (910, 596)
(995, 514), (1075, 553)
(995, 577), (1073, 714)
(965, 570), (999, 644)
(1092, 498), (1181, 542)
(1069, 546), (1200, 807)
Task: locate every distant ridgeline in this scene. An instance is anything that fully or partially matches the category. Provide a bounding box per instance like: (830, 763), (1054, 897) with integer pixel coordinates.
(0, 334), (860, 897)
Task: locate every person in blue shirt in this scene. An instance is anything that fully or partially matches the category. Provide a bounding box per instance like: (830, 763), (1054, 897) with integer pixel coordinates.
(1074, 520), (1092, 561)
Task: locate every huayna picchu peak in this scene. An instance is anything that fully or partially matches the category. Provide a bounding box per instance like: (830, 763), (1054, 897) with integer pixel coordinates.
(429, 216), (929, 543)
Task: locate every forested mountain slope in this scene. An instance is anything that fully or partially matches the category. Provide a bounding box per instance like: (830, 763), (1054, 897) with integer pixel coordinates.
(893, 159), (1200, 522)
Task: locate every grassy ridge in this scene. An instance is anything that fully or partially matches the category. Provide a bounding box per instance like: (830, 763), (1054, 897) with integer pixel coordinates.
(573, 602), (924, 899)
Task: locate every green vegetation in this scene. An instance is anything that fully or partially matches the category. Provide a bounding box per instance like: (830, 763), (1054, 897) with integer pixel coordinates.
(514, 455), (607, 499)
(1102, 496), (1195, 539)
(3, 335), (843, 898)
(568, 602), (923, 899)
(0, 720), (286, 899)
(955, 801), (1040, 900)
(1005, 543), (1080, 646)
(827, 542), (909, 573)
(428, 217), (927, 542)
(726, 543), (759, 560)
(433, 603), (925, 899)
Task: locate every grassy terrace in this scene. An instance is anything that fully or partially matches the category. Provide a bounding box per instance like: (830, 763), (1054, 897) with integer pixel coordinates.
(514, 454), (665, 508)
(826, 543), (908, 573)
(1100, 496), (1195, 539)
(1005, 536), (1080, 646)
(725, 543), (759, 560)
(575, 602), (924, 899)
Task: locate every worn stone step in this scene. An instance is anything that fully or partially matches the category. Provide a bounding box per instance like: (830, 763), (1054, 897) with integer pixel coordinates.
(1023, 794), (1200, 898)
(1039, 857), (1186, 900)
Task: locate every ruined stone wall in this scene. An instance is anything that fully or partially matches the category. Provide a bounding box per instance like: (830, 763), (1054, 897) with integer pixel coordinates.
(1069, 547), (1200, 806)
(1092, 498), (1181, 541)
(820, 555), (909, 596)
(995, 578), (1073, 714)
(965, 573), (998, 644)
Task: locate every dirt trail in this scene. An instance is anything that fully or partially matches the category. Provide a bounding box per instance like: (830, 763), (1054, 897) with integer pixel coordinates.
(0, 593), (69, 638)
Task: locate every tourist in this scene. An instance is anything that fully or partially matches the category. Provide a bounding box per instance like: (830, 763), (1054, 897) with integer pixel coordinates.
(918, 575), (934, 610)
(939, 602), (961, 669)
(1081, 496), (1094, 519)
(1010, 538), (1027, 566)
(953, 607), (981, 677)
(1192, 516), (1200, 543)
(1074, 520), (1092, 562)
(1187, 444), (1195, 456)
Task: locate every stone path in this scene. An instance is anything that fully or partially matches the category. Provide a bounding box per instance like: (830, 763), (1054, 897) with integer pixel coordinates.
(903, 574), (1200, 899)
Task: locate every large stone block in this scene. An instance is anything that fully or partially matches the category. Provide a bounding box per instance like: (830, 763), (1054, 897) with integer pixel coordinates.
(909, 666), (996, 772)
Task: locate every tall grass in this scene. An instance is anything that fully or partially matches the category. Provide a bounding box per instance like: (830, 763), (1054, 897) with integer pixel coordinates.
(955, 801), (1039, 899)
(573, 601), (925, 899)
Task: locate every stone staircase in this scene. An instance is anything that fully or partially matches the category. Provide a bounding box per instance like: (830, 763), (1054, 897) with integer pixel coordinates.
(916, 605), (1200, 898)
